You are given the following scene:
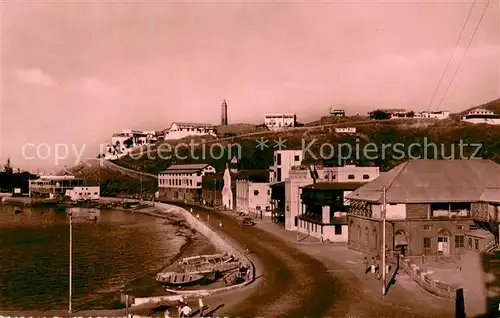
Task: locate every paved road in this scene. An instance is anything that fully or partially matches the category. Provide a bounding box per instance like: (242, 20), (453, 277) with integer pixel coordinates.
(172, 203), (455, 318)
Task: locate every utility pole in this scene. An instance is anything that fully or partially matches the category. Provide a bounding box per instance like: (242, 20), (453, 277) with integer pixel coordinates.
(297, 187), (300, 242)
(382, 186), (387, 295)
(69, 212), (73, 313)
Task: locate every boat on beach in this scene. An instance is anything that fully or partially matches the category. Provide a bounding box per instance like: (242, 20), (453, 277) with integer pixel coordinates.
(156, 272), (206, 286)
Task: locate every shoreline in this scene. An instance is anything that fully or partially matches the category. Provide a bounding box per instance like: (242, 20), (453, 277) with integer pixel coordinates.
(0, 201), (219, 314)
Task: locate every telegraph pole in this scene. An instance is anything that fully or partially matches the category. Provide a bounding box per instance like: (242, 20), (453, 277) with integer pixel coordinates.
(382, 186), (387, 295)
(69, 212), (73, 313)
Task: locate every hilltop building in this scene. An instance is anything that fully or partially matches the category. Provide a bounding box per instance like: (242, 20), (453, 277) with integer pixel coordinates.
(264, 113), (296, 131)
(415, 110), (450, 120)
(221, 100), (228, 126)
(102, 129), (161, 160)
(158, 164), (216, 202)
(370, 109), (412, 118)
(164, 122), (216, 140)
(329, 109), (345, 117)
(461, 108), (500, 125)
(346, 159), (500, 257)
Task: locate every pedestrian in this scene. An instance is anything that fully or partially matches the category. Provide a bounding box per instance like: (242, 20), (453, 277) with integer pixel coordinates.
(177, 296), (184, 316)
(219, 222), (222, 229)
(179, 302), (192, 317)
(190, 208), (193, 213)
(196, 213), (200, 219)
(371, 257), (376, 275)
(363, 257), (369, 274)
(198, 296), (204, 316)
(164, 309), (171, 318)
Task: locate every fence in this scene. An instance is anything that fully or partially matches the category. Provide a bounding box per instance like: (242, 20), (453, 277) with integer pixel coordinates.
(399, 256), (458, 299)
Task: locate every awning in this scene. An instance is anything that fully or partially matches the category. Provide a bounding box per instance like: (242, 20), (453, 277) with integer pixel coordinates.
(395, 233), (408, 246)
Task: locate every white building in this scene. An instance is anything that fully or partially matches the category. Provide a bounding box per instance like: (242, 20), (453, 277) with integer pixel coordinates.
(461, 108), (500, 125)
(264, 113), (296, 131)
(269, 150), (303, 184)
(282, 164), (380, 233)
(65, 186), (100, 202)
(158, 163), (216, 202)
(335, 127), (356, 134)
(29, 175), (99, 200)
(235, 170), (270, 218)
(415, 110), (450, 120)
(103, 129), (160, 160)
(164, 122), (216, 140)
(330, 109), (346, 117)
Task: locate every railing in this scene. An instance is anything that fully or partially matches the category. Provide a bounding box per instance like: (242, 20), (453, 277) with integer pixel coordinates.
(399, 256), (458, 300)
(481, 240), (498, 253)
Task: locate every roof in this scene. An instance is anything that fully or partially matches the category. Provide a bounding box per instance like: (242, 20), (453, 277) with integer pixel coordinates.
(161, 163), (212, 174)
(346, 160), (500, 204)
(375, 108), (407, 113)
(466, 229), (494, 239)
(234, 170), (269, 182)
(172, 122), (214, 128)
(302, 182), (366, 191)
(479, 188), (500, 203)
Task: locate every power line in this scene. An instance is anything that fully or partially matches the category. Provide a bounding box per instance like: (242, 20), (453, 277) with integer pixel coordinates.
(426, 0), (477, 112)
(436, 0), (491, 111)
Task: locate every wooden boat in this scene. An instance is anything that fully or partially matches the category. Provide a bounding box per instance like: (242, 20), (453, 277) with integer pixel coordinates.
(179, 253), (229, 267)
(155, 272), (209, 286)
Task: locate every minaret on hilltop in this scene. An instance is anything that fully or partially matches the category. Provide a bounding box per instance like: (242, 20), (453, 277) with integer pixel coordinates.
(221, 99), (228, 126)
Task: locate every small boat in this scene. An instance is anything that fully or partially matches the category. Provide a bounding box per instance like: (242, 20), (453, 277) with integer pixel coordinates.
(179, 253), (229, 266)
(14, 209), (23, 214)
(156, 272), (206, 286)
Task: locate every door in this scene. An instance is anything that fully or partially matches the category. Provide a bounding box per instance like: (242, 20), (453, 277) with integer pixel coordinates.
(438, 236), (450, 255)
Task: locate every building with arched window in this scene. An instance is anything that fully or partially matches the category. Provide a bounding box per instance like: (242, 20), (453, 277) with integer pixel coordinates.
(347, 159), (500, 256)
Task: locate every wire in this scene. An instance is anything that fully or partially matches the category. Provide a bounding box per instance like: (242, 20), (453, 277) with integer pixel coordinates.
(436, 0), (491, 111)
(426, 0), (477, 112)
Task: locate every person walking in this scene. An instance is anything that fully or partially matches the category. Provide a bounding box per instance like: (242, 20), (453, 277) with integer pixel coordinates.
(198, 296), (204, 317)
(196, 213), (200, 220)
(371, 257), (376, 275)
(219, 221), (222, 229)
(363, 257), (370, 274)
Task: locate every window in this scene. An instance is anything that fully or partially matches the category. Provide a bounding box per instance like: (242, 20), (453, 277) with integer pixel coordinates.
(294, 155), (300, 161)
(475, 239), (479, 250)
(423, 224), (432, 231)
(348, 174), (355, 180)
(362, 174), (370, 180)
(455, 235), (464, 248)
(294, 216), (298, 226)
(423, 237), (430, 248)
(254, 190), (259, 196)
(335, 225), (342, 235)
(468, 238), (473, 249)
(277, 168), (282, 182)
(277, 153), (282, 165)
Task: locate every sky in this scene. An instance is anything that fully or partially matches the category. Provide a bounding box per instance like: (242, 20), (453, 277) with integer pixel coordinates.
(1, 0), (499, 171)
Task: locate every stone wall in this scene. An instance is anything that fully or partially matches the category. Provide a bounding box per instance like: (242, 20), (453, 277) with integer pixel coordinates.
(155, 203), (245, 260)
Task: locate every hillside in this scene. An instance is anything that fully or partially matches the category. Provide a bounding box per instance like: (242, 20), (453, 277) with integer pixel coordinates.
(68, 160), (156, 197)
(114, 117), (500, 174)
(460, 98), (500, 115)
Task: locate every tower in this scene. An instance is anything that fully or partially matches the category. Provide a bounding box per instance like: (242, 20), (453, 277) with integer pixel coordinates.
(221, 100), (228, 126)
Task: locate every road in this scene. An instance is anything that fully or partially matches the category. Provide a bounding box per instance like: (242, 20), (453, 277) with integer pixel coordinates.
(172, 203), (455, 318)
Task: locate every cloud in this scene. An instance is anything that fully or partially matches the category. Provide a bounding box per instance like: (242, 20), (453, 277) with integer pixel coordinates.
(75, 77), (118, 97)
(14, 68), (56, 87)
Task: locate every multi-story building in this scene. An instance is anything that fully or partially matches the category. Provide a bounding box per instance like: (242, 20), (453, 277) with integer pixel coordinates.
(264, 113), (296, 131)
(164, 122), (216, 140)
(29, 175), (99, 200)
(346, 159), (500, 257)
(269, 150), (303, 184)
(235, 170), (270, 218)
(415, 110), (450, 120)
(158, 164), (216, 202)
(103, 129), (160, 160)
(291, 164), (379, 239)
(461, 108), (500, 125)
